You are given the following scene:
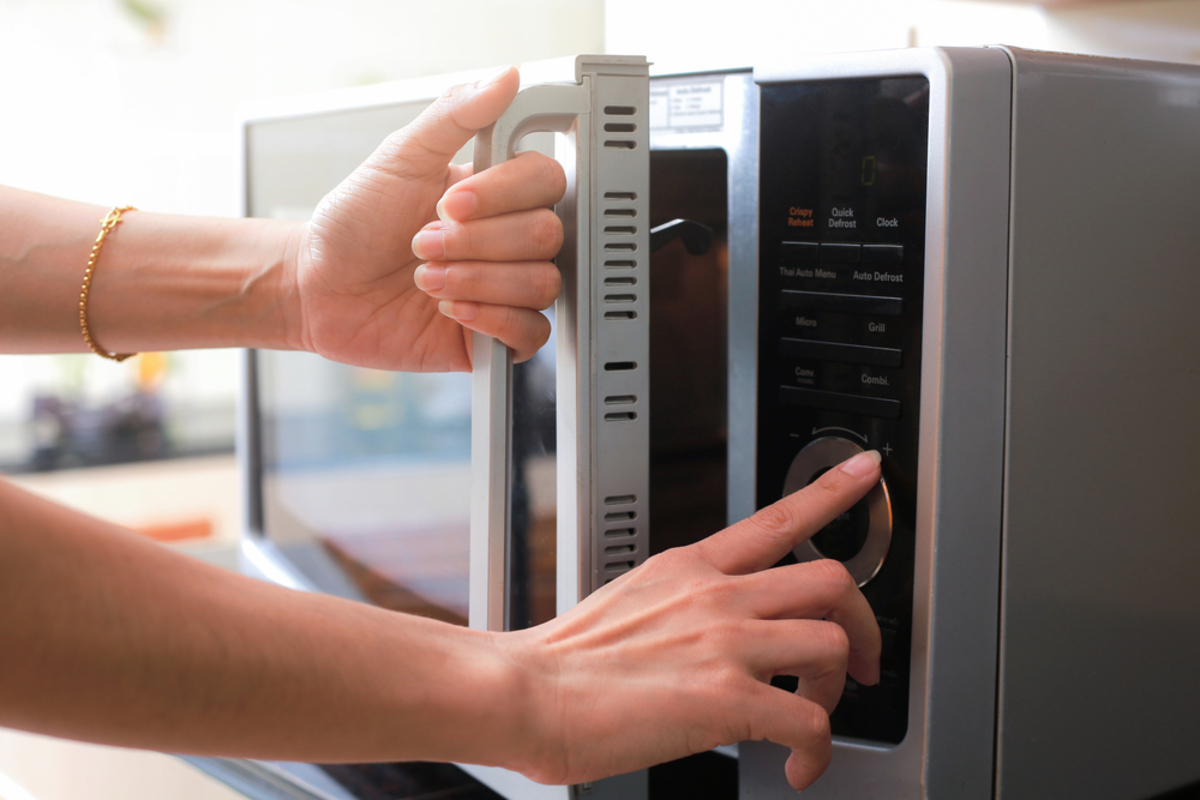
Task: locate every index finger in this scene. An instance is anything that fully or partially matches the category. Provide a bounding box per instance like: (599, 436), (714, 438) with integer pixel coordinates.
(694, 450), (882, 575)
(436, 151), (567, 223)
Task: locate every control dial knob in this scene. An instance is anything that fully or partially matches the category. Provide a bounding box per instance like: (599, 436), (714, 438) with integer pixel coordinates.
(783, 436), (892, 586)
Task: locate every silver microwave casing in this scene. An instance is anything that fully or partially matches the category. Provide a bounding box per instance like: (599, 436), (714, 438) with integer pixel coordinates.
(234, 46), (1200, 800)
(740, 45), (1200, 800)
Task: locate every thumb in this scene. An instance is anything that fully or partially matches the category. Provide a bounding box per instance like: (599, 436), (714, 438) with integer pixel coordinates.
(385, 65), (521, 178)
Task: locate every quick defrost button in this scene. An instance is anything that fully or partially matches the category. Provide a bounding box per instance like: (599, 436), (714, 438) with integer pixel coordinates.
(861, 244), (904, 265)
(820, 242), (861, 263)
(780, 241), (819, 265)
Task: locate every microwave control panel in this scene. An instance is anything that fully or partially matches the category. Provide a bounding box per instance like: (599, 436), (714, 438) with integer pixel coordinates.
(756, 76), (929, 745)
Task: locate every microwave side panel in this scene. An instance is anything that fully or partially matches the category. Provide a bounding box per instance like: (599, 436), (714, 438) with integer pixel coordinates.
(997, 48), (1200, 800)
(740, 46), (1012, 800)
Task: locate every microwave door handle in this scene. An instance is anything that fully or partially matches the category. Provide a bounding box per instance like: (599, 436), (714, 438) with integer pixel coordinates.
(469, 56), (651, 632)
(469, 82), (588, 635)
(467, 55), (651, 800)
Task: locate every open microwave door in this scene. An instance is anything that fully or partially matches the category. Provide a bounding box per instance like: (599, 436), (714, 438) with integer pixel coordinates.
(465, 55), (652, 800)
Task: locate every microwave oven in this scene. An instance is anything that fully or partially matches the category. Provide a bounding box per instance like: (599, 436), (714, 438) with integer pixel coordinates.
(235, 46), (1200, 800)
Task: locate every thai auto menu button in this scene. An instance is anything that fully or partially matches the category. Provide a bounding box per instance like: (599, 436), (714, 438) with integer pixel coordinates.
(780, 241), (819, 265)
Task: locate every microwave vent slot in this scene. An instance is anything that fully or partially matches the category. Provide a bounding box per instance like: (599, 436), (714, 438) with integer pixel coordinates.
(604, 510), (637, 522)
(604, 494), (637, 505)
(604, 242), (637, 252)
(604, 411), (637, 421)
(604, 527), (636, 539)
(604, 106), (636, 116)
(604, 276), (636, 287)
(604, 122), (637, 133)
(605, 208), (636, 218)
(605, 543), (637, 556)
(604, 191), (637, 201)
(605, 225), (637, 235)
(604, 259), (636, 269)
(605, 294), (637, 304)
(604, 140), (637, 150)
(604, 361), (637, 371)
(603, 311), (637, 320)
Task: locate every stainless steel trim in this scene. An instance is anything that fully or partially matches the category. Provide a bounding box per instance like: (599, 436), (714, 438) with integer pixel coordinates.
(741, 46), (1013, 800)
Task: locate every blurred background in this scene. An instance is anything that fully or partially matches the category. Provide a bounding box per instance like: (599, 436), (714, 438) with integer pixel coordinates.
(0, 0), (1197, 797)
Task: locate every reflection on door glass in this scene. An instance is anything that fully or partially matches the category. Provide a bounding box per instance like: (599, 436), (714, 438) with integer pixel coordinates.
(507, 339), (557, 631)
(259, 351), (472, 624)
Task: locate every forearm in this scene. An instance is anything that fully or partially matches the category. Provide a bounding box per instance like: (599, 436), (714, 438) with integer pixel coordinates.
(0, 186), (302, 354)
(0, 478), (532, 769)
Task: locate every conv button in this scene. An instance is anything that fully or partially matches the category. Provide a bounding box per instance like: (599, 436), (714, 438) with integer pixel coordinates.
(820, 242), (861, 263)
(779, 290), (903, 317)
(779, 386), (901, 420)
(861, 244), (904, 265)
(780, 241), (819, 265)
(780, 338), (903, 368)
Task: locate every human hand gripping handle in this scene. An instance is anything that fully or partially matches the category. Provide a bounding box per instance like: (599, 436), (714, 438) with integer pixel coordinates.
(494, 451), (884, 792)
(289, 66), (566, 372)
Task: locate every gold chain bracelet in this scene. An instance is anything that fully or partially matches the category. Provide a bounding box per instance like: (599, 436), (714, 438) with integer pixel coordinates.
(79, 206), (138, 362)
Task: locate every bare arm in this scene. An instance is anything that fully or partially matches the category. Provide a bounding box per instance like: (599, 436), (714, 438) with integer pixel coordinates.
(0, 476), (531, 768)
(0, 187), (298, 355)
(0, 454), (882, 789)
(0, 66), (563, 367)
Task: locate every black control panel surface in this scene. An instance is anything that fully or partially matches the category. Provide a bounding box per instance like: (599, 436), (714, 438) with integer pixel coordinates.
(757, 76), (929, 745)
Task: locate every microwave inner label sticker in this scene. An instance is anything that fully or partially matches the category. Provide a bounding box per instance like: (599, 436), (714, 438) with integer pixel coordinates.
(650, 81), (724, 131)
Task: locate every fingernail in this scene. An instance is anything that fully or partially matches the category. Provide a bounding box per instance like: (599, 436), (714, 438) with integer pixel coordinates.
(411, 227), (445, 261)
(839, 450), (882, 478)
(438, 300), (478, 322)
(476, 63), (518, 90)
(437, 191), (477, 222)
(414, 264), (446, 292)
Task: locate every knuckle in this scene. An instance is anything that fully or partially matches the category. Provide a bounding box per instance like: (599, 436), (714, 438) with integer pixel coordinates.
(750, 502), (800, 541)
(529, 210), (564, 254)
(528, 314), (552, 351)
(450, 264), (483, 295)
(542, 157), (568, 201)
(694, 663), (747, 707)
(814, 621), (851, 663)
(646, 545), (691, 573)
(451, 222), (477, 258)
(800, 700), (832, 741)
(531, 264), (562, 307)
(808, 558), (855, 594)
(517, 151), (568, 201)
(513, 313), (552, 363)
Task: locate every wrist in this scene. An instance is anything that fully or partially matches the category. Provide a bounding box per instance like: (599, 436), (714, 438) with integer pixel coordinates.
(402, 622), (551, 776)
(80, 213), (306, 353)
(271, 220), (308, 352)
(483, 627), (566, 783)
